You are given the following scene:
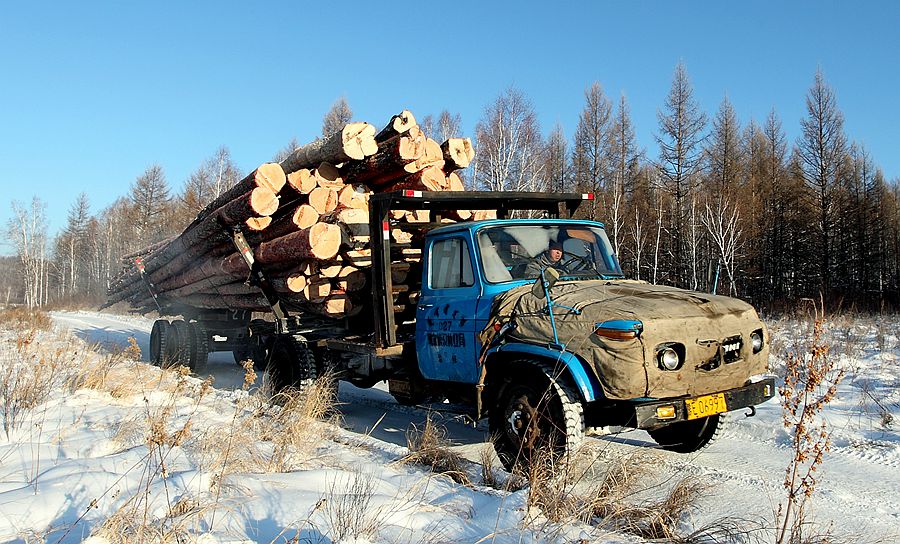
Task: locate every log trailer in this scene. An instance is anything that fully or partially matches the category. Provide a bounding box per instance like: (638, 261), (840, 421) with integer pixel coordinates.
(146, 190), (775, 468)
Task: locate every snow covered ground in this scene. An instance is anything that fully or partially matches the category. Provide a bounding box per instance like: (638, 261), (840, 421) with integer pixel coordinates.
(0, 310), (897, 543)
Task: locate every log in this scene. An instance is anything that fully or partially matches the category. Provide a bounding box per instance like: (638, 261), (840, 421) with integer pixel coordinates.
(303, 276), (332, 303)
(318, 262), (344, 278)
(280, 122), (377, 174)
(286, 169), (316, 194)
(285, 273), (308, 293)
(334, 266), (366, 292)
(293, 204), (320, 229)
(446, 171), (464, 191)
(375, 110), (417, 142)
(339, 133), (425, 183)
(441, 138), (475, 171)
(336, 184), (370, 210)
(218, 187), (279, 225)
(331, 207), (370, 237)
(313, 162), (344, 189)
(319, 294), (352, 317)
(193, 163), (286, 224)
(245, 216), (273, 231)
(255, 222), (342, 263)
(380, 166), (446, 192)
(308, 187), (339, 214)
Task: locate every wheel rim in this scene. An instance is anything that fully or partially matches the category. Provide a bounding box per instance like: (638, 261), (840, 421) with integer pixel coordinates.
(504, 393), (541, 451)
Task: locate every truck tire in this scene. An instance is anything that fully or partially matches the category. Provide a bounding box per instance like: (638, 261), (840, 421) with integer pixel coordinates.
(647, 413), (727, 453)
(149, 320), (169, 366)
(189, 321), (209, 374)
(266, 334), (317, 393)
(166, 320), (192, 368)
(233, 319), (270, 370)
(489, 361), (584, 472)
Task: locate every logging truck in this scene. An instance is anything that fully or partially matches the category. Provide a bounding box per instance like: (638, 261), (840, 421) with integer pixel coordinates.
(146, 190), (774, 469)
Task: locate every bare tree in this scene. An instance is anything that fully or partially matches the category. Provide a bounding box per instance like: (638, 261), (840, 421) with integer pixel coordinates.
(796, 68), (847, 293)
(656, 62), (707, 288)
(322, 96), (353, 137)
(8, 197), (48, 308)
(702, 97), (744, 293)
(178, 146), (242, 225)
(544, 123), (569, 193)
(129, 165), (173, 247)
(474, 87), (545, 193)
(436, 110), (462, 142)
(572, 82), (613, 219)
(609, 94), (641, 257)
(272, 136), (300, 163)
(58, 193), (91, 298)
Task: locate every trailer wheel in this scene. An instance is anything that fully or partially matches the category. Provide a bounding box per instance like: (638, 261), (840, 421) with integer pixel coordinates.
(489, 361), (584, 472)
(149, 320), (170, 366)
(647, 413), (726, 453)
(189, 321), (209, 374)
(166, 320), (192, 368)
(266, 334), (317, 392)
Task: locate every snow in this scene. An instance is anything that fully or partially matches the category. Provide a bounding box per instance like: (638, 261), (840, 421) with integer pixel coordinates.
(0, 310), (897, 542)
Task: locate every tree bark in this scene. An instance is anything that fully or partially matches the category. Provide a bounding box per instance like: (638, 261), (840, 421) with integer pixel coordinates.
(254, 222), (342, 263)
(280, 122), (377, 174)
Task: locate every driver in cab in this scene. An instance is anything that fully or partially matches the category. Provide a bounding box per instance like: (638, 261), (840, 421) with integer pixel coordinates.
(526, 239), (569, 277)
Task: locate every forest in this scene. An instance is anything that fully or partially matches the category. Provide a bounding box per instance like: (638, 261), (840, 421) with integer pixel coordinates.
(5, 63), (899, 313)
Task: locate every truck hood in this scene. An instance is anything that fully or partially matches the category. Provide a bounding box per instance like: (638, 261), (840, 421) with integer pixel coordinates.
(485, 280), (769, 400)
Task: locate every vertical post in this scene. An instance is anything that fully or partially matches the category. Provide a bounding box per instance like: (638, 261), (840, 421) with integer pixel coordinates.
(369, 196), (397, 347)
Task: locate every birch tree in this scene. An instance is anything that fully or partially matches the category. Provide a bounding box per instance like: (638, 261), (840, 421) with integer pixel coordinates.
(8, 198), (48, 308)
(474, 87), (545, 193)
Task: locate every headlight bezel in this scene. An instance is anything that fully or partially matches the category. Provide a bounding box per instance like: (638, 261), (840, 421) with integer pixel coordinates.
(750, 329), (764, 353)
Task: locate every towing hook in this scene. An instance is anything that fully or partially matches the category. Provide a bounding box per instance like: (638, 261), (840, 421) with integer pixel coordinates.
(744, 406), (756, 418)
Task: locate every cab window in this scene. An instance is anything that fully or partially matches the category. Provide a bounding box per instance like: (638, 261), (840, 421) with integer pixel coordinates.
(430, 238), (474, 289)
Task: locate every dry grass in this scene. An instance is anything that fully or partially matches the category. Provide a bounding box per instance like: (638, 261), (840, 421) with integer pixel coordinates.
(401, 415), (472, 486)
(322, 471), (387, 542)
(0, 306), (52, 331)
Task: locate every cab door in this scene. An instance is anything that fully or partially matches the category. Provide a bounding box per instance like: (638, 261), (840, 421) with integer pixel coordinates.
(415, 235), (480, 383)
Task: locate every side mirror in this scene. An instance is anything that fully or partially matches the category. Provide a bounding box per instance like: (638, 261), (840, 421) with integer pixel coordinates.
(531, 267), (560, 299)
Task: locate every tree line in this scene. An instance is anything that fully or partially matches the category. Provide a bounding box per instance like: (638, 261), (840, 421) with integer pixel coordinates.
(5, 66), (899, 311)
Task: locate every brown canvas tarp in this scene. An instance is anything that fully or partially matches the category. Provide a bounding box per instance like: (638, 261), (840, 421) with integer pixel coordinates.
(482, 280), (770, 400)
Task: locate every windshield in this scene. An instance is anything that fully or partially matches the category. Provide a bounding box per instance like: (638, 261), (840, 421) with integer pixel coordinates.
(476, 224), (624, 283)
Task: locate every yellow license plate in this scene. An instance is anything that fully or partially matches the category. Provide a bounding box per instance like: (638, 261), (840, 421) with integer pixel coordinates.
(685, 393), (727, 420)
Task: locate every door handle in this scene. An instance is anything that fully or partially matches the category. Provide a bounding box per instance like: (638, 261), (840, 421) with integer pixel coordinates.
(417, 304), (434, 310)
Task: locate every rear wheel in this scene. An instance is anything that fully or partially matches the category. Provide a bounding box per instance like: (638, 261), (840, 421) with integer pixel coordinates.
(647, 413), (726, 453)
(189, 321), (209, 374)
(149, 320), (169, 366)
(166, 320), (192, 368)
(489, 361), (584, 472)
(266, 334), (317, 393)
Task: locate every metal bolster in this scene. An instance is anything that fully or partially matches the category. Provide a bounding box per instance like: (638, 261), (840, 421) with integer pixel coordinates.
(488, 343), (601, 402)
(225, 225), (291, 334)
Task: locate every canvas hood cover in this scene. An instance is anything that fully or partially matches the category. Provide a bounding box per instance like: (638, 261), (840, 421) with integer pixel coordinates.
(484, 280), (770, 400)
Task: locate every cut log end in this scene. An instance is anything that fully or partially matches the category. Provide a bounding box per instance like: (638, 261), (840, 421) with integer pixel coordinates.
(441, 138), (475, 170)
(287, 169), (317, 194)
(308, 187), (339, 214)
(308, 222), (342, 260)
(245, 216), (272, 231)
(255, 163), (287, 194)
(342, 122), (378, 160)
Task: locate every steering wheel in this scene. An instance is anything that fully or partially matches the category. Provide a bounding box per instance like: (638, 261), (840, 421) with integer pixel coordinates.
(560, 252), (593, 272)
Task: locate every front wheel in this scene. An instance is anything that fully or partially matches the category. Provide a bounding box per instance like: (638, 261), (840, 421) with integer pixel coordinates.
(488, 362), (584, 472)
(647, 413), (726, 453)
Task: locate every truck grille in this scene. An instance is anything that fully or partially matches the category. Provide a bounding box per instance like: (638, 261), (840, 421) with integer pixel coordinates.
(697, 334), (744, 371)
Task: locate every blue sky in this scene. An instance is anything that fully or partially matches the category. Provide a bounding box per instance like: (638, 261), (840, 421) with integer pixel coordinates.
(1, 1), (898, 254)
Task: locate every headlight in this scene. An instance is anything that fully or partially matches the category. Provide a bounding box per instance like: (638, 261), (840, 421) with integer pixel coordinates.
(750, 329), (764, 353)
(658, 347), (680, 370)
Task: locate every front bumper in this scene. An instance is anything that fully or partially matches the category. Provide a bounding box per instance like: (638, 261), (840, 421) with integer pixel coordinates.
(633, 377), (776, 429)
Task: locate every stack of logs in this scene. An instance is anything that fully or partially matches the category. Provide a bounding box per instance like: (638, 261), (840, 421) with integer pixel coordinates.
(106, 110), (482, 321)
